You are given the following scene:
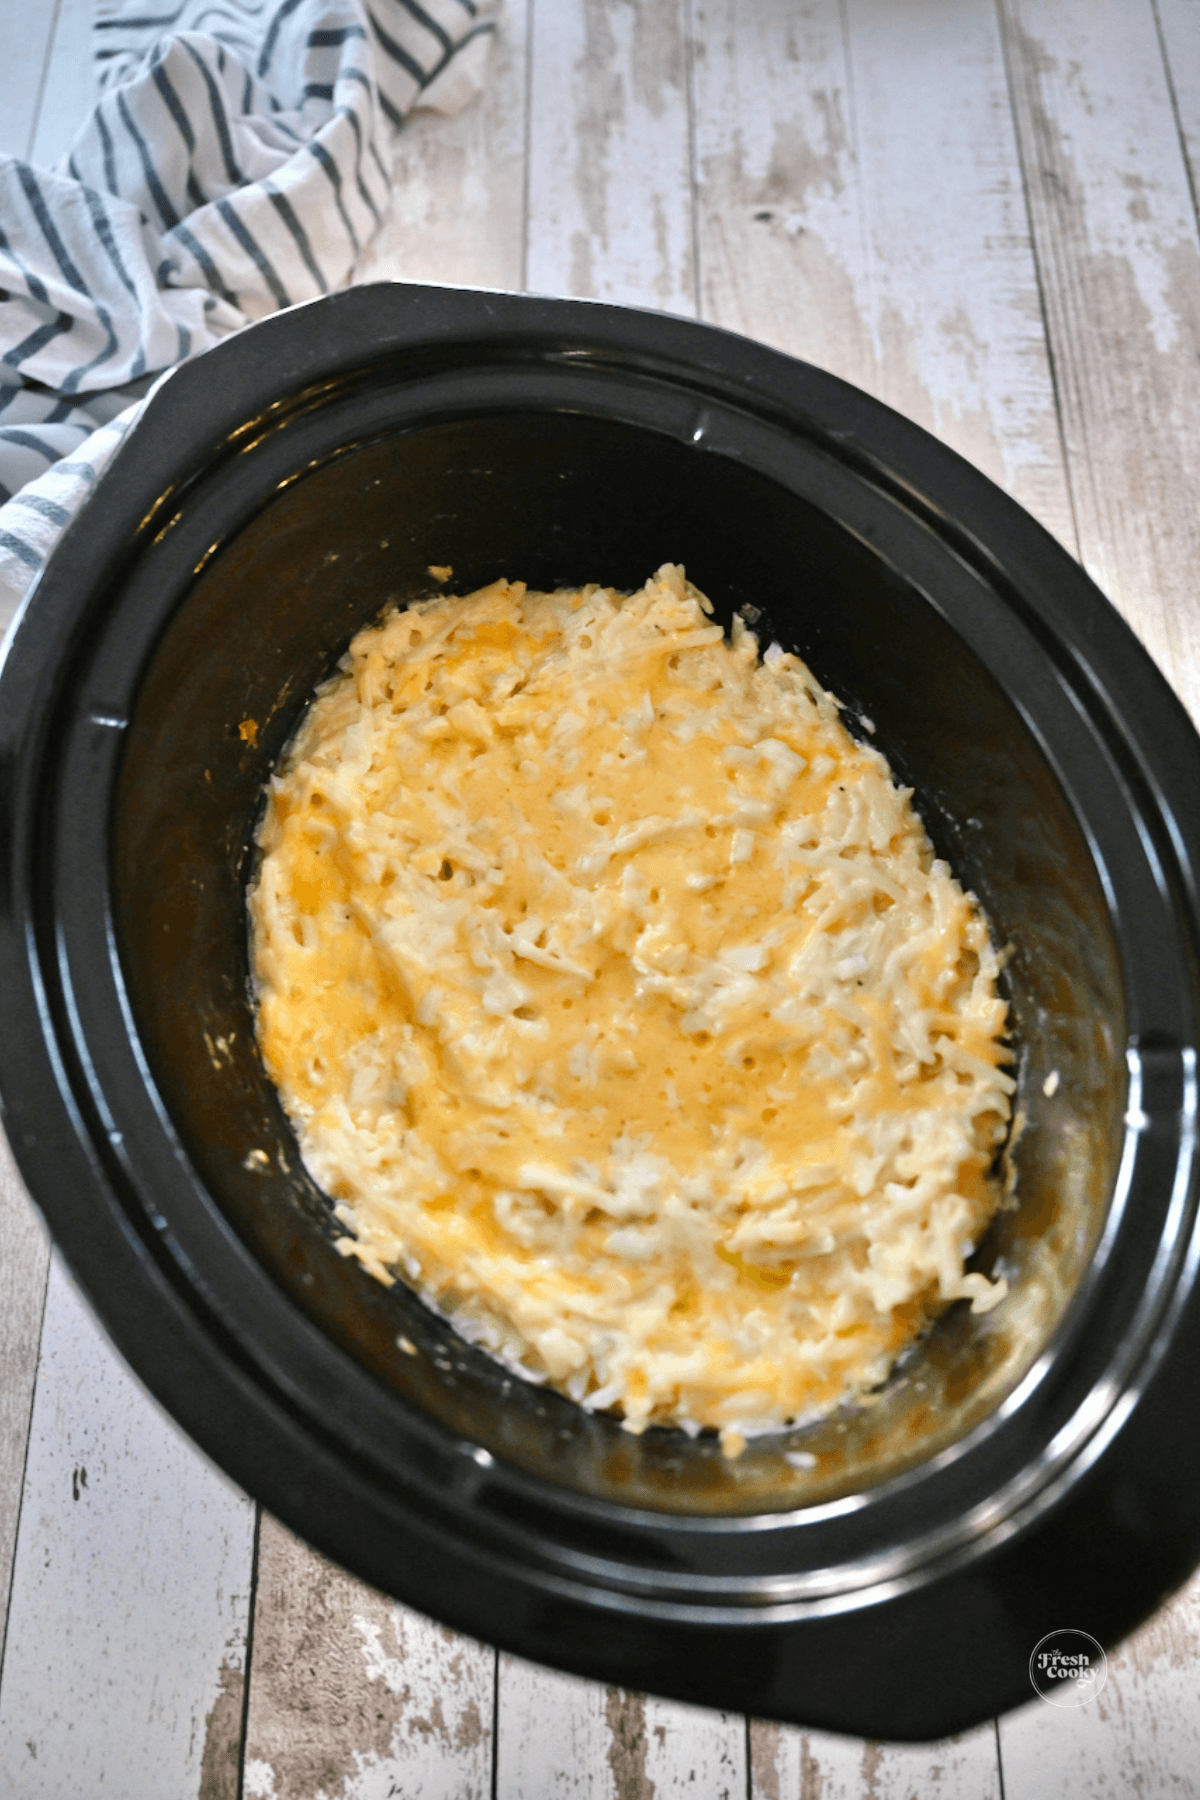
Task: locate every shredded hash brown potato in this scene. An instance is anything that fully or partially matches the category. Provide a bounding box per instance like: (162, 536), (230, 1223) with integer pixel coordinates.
(249, 565), (1014, 1454)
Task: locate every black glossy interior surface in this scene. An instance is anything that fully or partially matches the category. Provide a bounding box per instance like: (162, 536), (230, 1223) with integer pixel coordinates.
(112, 406), (1123, 1513)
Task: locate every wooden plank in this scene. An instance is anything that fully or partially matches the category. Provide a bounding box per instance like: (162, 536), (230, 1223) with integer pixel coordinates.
(28, 0), (96, 170)
(525, 0), (695, 312)
(1155, 0), (1200, 210)
(999, 0), (1200, 721)
(690, 5), (1077, 1787)
(242, 1514), (494, 1800)
(0, 1131), (50, 1671)
(843, 0), (1075, 545)
(0, 0), (57, 161)
(689, 3), (875, 395)
(495, 1656), (746, 1799)
(505, 10), (748, 1783)
(998, 1571), (1200, 1797)
(691, 0), (1076, 549)
(751, 1720), (1002, 1799)
(359, 0), (529, 294)
(0, 1255), (256, 1798)
(232, 21), (514, 1797)
(993, 0), (1200, 1785)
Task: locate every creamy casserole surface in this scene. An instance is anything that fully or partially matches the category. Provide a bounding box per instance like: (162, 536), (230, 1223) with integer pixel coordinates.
(249, 566), (1014, 1452)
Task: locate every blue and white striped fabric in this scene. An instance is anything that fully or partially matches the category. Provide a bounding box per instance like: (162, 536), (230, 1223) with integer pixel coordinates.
(0, 0), (498, 625)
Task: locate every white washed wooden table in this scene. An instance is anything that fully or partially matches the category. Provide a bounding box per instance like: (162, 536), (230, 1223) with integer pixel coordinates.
(5, 2), (1200, 1795)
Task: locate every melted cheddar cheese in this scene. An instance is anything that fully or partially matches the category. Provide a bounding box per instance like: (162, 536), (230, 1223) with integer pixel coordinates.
(249, 566), (1014, 1452)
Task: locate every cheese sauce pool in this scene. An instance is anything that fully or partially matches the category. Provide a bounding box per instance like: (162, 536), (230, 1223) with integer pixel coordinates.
(249, 565), (1014, 1454)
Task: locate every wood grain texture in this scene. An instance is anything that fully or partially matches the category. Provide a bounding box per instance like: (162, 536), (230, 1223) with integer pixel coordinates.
(994, 1), (1200, 1782)
(999, 0), (1200, 719)
(751, 1719), (1002, 1799)
(359, 0), (529, 293)
(0, 0), (57, 160)
(1155, 0), (1200, 208)
(242, 1514), (494, 1800)
(0, 1256), (256, 1800)
(691, 0), (1076, 548)
(998, 1570), (1200, 1797)
(27, 0), (96, 170)
(525, 0), (695, 311)
(239, 22), (513, 1793)
(689, 0), (875, 389)
(495, 1656), (746, 1798)
(0, 1132), (49, 1675)
(501, 22), (745, 1788)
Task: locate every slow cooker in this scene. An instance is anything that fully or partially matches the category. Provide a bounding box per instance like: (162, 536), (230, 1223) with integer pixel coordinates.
(2, 282), (1198, 1739)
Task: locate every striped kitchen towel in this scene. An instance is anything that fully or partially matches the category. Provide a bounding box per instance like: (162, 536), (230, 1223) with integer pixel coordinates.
(0, 0), (498, 629)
